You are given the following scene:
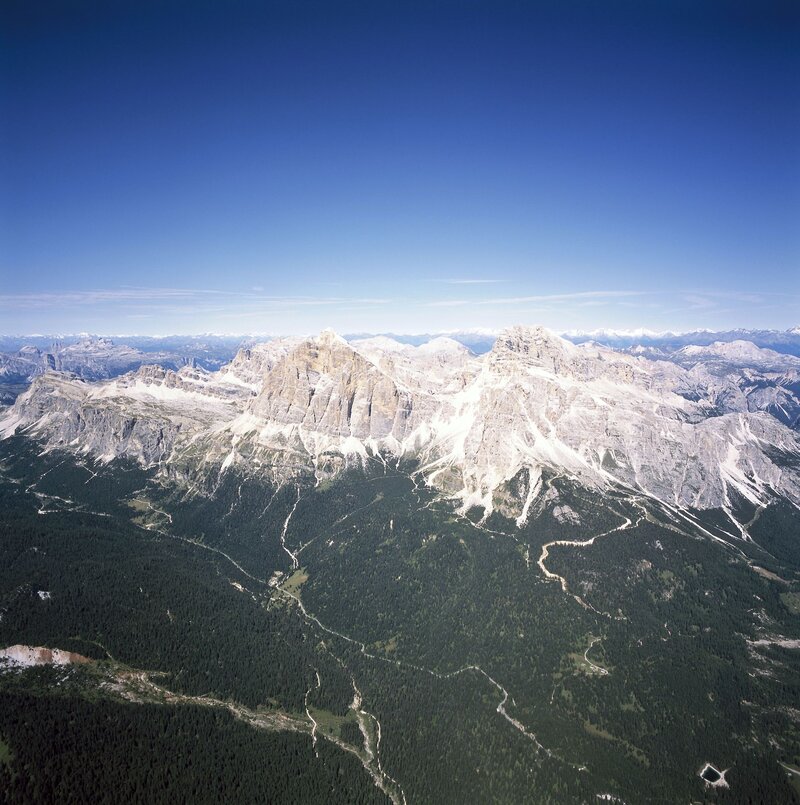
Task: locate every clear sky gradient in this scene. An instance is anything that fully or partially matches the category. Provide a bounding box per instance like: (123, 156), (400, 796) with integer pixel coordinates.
(2, 0), (798, 335)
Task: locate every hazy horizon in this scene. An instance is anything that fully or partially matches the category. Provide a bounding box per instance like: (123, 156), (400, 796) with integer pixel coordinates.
(3, 323), (800, 344)
(2, 289), (799, 338)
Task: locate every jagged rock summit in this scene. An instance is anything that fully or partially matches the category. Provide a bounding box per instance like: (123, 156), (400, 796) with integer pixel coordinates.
(3, 325), (799, 520)
(247, 329), (413, 441)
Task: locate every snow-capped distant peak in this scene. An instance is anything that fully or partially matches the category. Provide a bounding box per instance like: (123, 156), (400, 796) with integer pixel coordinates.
(563, 327), (671, 339)
(350, 336), (409, 353)
(417, 337), (471, 355)
(677, 339), (800, 367)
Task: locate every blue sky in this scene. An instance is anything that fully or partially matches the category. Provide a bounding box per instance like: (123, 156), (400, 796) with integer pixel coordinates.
(1, 0), (798, 335)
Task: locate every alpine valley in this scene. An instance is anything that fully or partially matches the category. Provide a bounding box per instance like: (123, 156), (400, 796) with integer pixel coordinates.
(1, 325), (800, 804)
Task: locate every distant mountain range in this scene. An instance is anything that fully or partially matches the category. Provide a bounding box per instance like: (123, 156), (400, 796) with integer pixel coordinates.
(344, 326), (800, 356)
(563, 326), (800, 356)
(2, 326), (799, 403)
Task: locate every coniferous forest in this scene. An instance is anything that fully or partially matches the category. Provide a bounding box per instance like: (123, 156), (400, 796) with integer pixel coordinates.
(1, 436), (799, 804)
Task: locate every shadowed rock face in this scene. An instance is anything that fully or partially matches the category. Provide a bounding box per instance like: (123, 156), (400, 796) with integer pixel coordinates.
(3, 326), (800, 516)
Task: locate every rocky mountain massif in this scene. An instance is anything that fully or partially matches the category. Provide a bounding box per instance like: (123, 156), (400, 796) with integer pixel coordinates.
(3, 326), (799, 521)
(0, 335), (244, 403)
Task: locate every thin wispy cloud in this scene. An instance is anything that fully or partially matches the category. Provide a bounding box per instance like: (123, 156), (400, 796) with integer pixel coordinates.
(433, 279), (505, 285)
(0, 284), (792, 336)
(676, 291), (780, 312)
(485, 291), (646, 306)
(683, 295), (717, 310)
(0, 288), (240, 309)
(0, 287), (391, 311)
(426, 290), (646, 308)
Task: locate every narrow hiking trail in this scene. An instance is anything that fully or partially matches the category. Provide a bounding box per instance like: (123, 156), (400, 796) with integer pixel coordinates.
(275, 581), (584, 769)
(537, 501), (647, 613)
(583, 637), (609, 676)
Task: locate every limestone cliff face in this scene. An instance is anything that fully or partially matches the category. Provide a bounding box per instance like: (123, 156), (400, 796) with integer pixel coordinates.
(2, 360), (249, 467)
(118, 364), (254, 403)
(218, 338), (303, 389)
(248, 331), (413, 441)
(3, 373), (182, 466)
(415, 326), (800, 512)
